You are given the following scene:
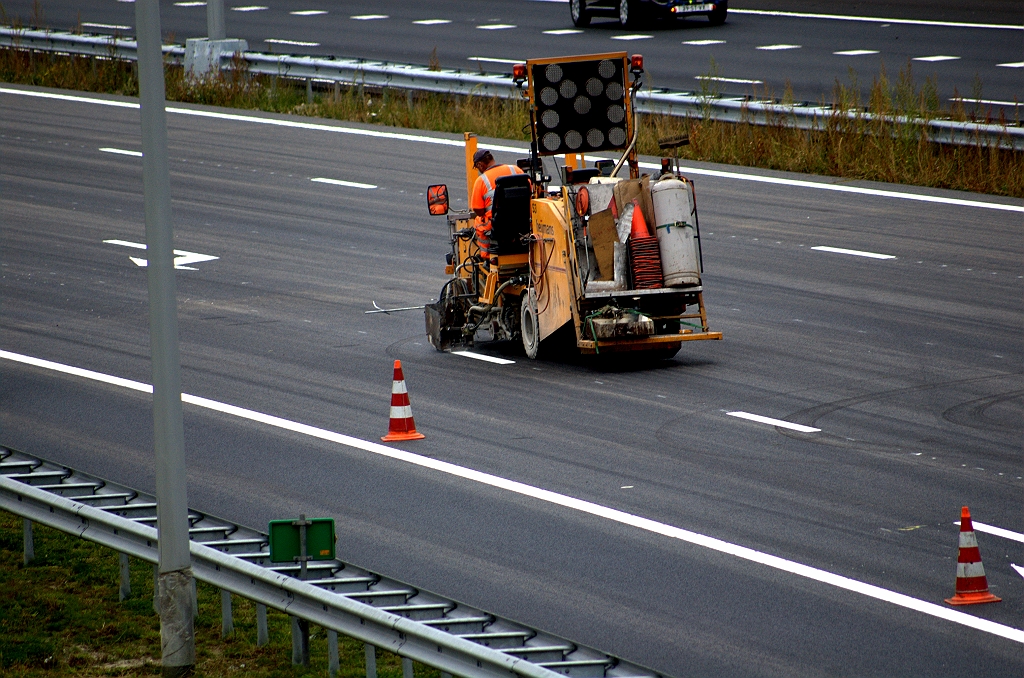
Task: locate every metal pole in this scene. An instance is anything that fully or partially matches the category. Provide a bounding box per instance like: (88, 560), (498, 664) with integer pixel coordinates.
(220, 589), (233, 637)
(256, 603), (269, 646)
(23, 519), (33, 565)
(206, 0), (224, 40)
(134, 0), (195, 675)
(327, 630), (340, 677)
(365, 644), (377, 678)
(120, 553), (132, 600)
(402, 657), (414, 678)
(291, 617), (310, 666)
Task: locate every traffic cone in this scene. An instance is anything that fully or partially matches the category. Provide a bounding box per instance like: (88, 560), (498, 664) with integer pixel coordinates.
(629, 198), (650, 238)
(381, 360), (425, 442)
(945, 506), (1001, 606)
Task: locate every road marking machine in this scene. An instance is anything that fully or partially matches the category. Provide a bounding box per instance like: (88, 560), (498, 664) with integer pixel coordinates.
(424, 52), (722, 359)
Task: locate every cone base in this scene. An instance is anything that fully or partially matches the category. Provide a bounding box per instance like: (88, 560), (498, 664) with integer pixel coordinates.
(944, 591), (1001, 606)
(382, 430), (426, 442)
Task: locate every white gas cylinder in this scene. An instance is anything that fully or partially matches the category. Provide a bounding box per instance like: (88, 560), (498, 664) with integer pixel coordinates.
(650, 177), (701, 286)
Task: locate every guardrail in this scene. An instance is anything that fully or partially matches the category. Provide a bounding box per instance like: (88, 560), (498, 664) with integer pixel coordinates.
(1, 25), (1020, 150)
(0, 446), (661, 678)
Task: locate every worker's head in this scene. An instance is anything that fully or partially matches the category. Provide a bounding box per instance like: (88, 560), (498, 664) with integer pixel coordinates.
(472, 149), (495, 173)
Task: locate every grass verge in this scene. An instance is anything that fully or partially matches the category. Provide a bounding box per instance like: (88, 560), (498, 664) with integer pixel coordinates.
(0, 45), (1022, 198)
(0, 509), (438, 677)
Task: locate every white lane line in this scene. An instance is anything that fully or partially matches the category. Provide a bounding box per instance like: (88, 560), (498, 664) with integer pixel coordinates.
(729, 9), (1023, 31)
(265, 39), (321, 47)
(834, 50), (879, 56)
(811, 246), (897, 260)
(290, 10), (327, 16)
(950, 97), (1021, 108)
(103, 239), (146, 250)
(913, 55), (960, 62)
(756, 44), (801, 50)
(82, 22), (133, 30)
(311, 177), (377, 189)
(2, 347), (1022, 645)
(467, 57), (523, 65)
(351, 14), (388, 20)
(727, 411), (821, 433)
(174, 1), (206, 6)
(232, 5), (268, 11)
(955, 521), (1024, 544)
(100, 147), (143, 157)
(451, 351), (516, 365)
(611, 34), (653, 41)
(998, 62), (1024, 68)
(3, 87), (1021, 214)
(695, 76), (764, 85)
(1013, 564), (1024, 579)
(413, 19), (451, 25)
(477, 24), (516, 30)
(684, 39), (725, 45)
(544, 29), (583, 35)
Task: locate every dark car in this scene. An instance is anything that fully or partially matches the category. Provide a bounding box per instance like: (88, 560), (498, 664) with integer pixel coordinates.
(570, 0), (727, 28)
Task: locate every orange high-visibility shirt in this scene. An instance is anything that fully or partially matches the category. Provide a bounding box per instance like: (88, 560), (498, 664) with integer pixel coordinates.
(470, 164), (524, 223)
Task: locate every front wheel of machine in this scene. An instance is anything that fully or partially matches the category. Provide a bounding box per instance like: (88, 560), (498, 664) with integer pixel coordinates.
(521, 290), (540, 359)
(570, 0), (591, 27)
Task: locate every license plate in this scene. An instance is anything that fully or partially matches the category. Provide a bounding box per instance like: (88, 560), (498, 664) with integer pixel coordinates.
(677, 3), (712, 12)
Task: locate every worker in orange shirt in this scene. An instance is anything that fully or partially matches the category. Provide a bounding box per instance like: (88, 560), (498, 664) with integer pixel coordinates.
(470, 149), (524, 265)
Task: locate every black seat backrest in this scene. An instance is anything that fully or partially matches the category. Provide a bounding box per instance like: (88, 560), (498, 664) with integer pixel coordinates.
(489, 174), (532, 256)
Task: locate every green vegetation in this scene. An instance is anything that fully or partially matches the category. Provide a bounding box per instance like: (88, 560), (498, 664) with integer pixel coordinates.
(0, 509), (438, 677)
(0, 41), (1021, 198)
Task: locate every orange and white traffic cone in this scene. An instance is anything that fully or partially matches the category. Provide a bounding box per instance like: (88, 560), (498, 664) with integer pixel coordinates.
(945, 506), (1001, 606)
(381, 360), (425, 442)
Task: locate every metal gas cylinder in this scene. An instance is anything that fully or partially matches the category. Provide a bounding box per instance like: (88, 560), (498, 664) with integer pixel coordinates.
(650, 177), (701, 286)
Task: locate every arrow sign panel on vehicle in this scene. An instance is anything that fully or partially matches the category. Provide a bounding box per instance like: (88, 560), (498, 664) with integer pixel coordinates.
(104, 239), (219, 270)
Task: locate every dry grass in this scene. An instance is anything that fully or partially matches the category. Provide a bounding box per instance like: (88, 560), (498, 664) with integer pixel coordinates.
(1, 46), (1021, 198)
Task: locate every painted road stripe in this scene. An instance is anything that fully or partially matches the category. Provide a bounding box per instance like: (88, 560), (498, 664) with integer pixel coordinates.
(696, 76), (764, 85)
(544, 29), (583, 35)
(311, 177), (377, 189)
(1013, 564), (1024, 578)
(265, 39), (320, 47)
(467, 57), (523, 65)
(756, 44), (801, 50)
(834, 50), (879, 56)
(451, 351), (516, 365)
(100, 147), (143, 156)
(2, 348), (1022, 645)
(232, 5), (268, 12)
(477, 24), (516, 30)
(955, 521), (1024, 544)
(913, 55), (960, 62)
(351, 14), (388, 20)
(611, 34), (653, 41)
(997, 62), (1024, 68)
(290, 10), (327, 16)
(811, 246), (896, 259)
(727, 411), (821, 433)
(684, 39), (726, 45)
(951, 97), (1021, 108)
(3, 87), (1021, 215)
(174, 2), (207, 6)
(729, 9), (1023, 31)
(82, 22), (133, 30)
(413, 19), (451, 25)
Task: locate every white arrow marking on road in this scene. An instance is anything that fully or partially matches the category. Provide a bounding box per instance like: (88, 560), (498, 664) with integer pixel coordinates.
(104, 239), (219, 270)
(451, 351), (516, 365)
(812, 246), (897, 259)
(727, 411), (821, 433)
(1012, 564), (1024, 579)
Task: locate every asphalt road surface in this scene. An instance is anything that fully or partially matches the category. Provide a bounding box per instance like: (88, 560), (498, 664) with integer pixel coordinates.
(3, 0), (1022, 113)
(1, 85), (1023, 676)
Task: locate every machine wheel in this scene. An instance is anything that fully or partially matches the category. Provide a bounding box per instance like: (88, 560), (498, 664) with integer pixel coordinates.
(618, 0), (641, 28)
(647, 345), (681, 361)
(521, 290), (540, 359)
(707, 1), (727, 25)
(570, 0), (591, 27)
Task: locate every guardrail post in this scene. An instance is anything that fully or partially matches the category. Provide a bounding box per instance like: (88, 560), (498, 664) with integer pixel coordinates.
(365, 643), (377, 678)
(220, 589), (233, 637)
(153, 564), (160, 612)
(441, 673), (452, 678)
(306, 78), (313, 104)
(291, 616), (310, 666)
(327, 630), (339, 677)
(402, 656), (414, 678)
(192, 577), (198, 619)
(333, 81), (340, 103)
(119, 553), (131, 600)
(22, 518), (34, 565)
(256, 603), (269, 646)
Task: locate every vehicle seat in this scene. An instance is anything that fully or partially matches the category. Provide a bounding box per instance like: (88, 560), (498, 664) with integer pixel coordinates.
(489, 174), (532, 256)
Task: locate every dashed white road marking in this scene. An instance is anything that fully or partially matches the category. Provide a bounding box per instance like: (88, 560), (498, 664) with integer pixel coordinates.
(82, 22), (132, 30)
(351, 14), (388, 20)
(611, 34), (653, 41)
(727, 411), (821, 433)
(729, 9), (1023, 31)
(100, 147), (142, 157)
(997, 61), (1024, 68)
(544, 29), (583, 35)
(467, 56), (523, 65)
(174, 1), (207, 6)
(311, 177), (377, 189)
(955, 521), (1024, 544)
(951, 97), (1021, 108)
(811, 246), (897, 260)
(232, 5), (268, 12)
(756, 44), (801, 50)
(696, 75), (764, 85)
(413, 19), (451, 25)
(2, 347), (1022, 645)
(834, 50), (879, 56)
(451, 351), (516, 365)
(290, 10), (327, 16)
(4, 87), (1022, 214)
(913, 55), (960, 62)
(477, 24), (516, 30)
(265, 39), (320, 47)
(683, 39), (726, 45)
(1013, 564), (1024, 579)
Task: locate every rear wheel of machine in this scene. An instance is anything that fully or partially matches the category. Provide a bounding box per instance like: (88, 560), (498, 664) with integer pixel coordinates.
(521, 290), (540, 359)
(570, 0), (591, 27)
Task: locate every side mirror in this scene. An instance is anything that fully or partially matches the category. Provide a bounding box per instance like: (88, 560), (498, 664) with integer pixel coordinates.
(427, 184), (449, 215)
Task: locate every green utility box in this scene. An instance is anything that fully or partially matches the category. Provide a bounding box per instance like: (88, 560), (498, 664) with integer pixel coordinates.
(268, 517), (336, 563)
